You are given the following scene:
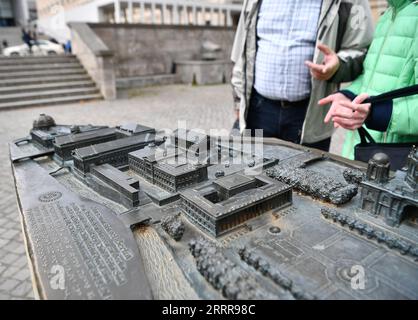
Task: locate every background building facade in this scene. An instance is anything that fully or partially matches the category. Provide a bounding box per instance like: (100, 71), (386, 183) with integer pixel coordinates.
(0, 0), (37, 27)
(34, 0), (388, 45)
(36, 0), (243, 42)
(3, 0), (389, 44)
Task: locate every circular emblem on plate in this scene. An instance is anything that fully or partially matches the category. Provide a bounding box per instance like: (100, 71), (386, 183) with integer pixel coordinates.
(38, 191), (62, 203)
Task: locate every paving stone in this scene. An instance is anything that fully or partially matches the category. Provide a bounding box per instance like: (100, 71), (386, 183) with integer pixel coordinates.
(1, 266), (19, 278)
(2, 253), (19, 265)
(4, 221), (18, 230)
(10, 281), (32, 297)
(3, 240), (20, 253)
(2, 229), (19, 240)
(0, 292), (11, 299)
(0, 238), (9, 248)
(11, 268), (30, 282)
(0, 279), (19, 292)
(11, 244), (26, 255)
(12, 256), (29, 268)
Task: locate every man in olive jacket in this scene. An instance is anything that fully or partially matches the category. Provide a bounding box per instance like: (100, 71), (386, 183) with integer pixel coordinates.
(231, 0), (374, 151)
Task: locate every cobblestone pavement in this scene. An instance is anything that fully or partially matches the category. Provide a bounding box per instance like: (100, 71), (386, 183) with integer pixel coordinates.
(0, 84), (345, 300)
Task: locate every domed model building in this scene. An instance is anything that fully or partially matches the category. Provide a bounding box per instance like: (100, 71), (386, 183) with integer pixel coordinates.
(360, 149), (418, 227)
(33, 114), (56, 130)
(405, 149), (418, 190)
(28, 114), (110, 150)
(366, 152), (391, 183)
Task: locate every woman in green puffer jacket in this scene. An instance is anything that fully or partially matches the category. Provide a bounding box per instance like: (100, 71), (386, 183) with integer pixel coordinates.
(319, 0), (418, 160)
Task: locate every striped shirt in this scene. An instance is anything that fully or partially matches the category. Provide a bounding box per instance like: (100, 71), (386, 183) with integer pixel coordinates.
(254, 0), (322, 102)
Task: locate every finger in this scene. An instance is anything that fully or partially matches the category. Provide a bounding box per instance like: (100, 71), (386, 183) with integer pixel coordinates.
(332, 118), (350, 129)
(310, 69), (321, 77)
(353, 93), (370, 104)
(333, 122), (350, 130)
(324, 109), (334, 123)
(333, 120), (359, 130)
(311, 70), (328, 80)
(340, 101), (371, 114)
(311, 69), (324, 77)
(319, 94), (336, 106)
(331, 109), (354, 120)
(332, 116), (362, 125)
(331, 110), (366, 120)
(332, 117), (364, 129)
(317, 43), (333, 55)
(305, 60), (325, 73)
(355, 104), (371, 115)
(340, 123), (361, 130)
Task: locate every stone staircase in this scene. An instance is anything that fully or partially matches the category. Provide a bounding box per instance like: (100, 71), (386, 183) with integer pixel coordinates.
(0, 55), (102, 110)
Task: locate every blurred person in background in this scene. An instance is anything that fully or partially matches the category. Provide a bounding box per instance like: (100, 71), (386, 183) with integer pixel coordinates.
(1, 40), (8, 55)
(319, 0), (418, 159)
(231, 0), (374, 151)
(64, 40), (72, 54)
(30, 24), (38, 42)
(22, 28), (33, 53)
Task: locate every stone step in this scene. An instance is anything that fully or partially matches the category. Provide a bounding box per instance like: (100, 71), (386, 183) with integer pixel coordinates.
(0, 68), (86, 79)
(0, 87), (101, 103)
(0, 55), (77, 65)
(0, 62), (82, 72)
(0, 81), (96, 95)
(0, 74), (91, 87)
(0, 93), (103, 111)
(0, 54), (103, 110)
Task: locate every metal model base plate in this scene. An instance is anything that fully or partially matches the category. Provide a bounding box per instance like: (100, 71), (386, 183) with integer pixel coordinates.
(10, 126), (418, 300)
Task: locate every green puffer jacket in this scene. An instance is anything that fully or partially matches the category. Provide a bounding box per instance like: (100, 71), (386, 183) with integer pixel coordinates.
(342, 0), (418, 159)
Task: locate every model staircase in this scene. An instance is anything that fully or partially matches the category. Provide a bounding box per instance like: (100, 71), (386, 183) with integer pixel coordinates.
(0, 55), (102, 110)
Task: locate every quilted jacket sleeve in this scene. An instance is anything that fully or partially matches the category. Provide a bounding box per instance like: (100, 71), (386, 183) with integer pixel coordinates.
(387, 30), (418, 137)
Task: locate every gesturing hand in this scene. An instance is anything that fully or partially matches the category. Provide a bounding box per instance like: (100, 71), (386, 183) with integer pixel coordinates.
(305, 43), (340, 81)
(319, 93), (371, 130)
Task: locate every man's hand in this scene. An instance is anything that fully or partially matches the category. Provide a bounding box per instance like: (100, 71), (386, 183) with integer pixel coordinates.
(305, 43), (340, 81)
(319, 93), (371, 130)
(235, 109), (239, 120)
